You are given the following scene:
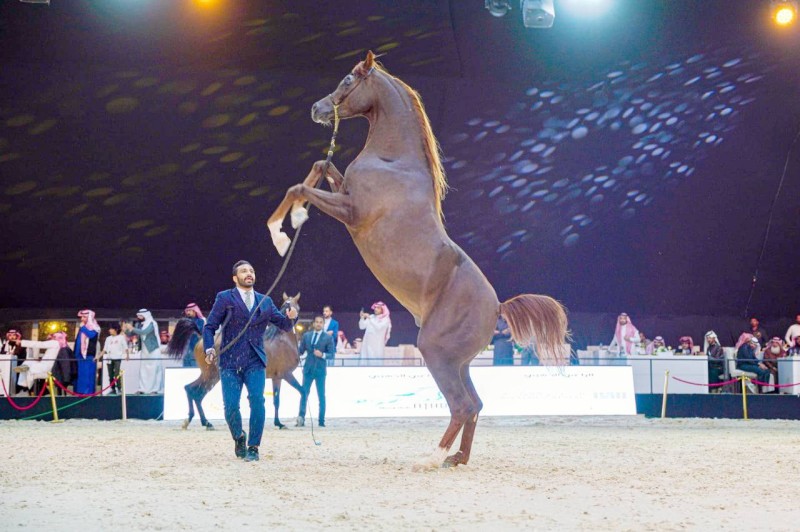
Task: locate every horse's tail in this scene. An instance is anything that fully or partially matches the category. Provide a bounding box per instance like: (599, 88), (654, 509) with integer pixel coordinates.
(499, 294), (570, 365)
(166, 318), (202, 360)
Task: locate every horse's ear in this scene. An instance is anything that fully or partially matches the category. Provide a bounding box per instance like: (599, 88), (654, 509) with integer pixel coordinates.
(282, 292), (288, 301)
(294, 292), (301, 302)
(364, 50), (376, 70)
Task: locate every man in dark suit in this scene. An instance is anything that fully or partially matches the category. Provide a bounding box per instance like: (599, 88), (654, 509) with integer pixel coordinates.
(322, 304), (339, 366)
(203, 260), (298, 462)
(296, 315), (336, 428)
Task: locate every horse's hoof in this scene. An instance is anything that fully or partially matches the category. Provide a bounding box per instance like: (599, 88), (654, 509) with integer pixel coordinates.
(277, 424), (287, 430)
(205, 423), (215, 431)
(290, 206), (309, 229)
(442, 451), (465, 468)
(181, 419), (190, 430)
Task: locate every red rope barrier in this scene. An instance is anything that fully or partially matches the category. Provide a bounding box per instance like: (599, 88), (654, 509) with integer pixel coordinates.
(671, 376), (740, 387)
(750, 379), (800, 389)
(0, 377), (49, 411)
(52, 376), (120, 398)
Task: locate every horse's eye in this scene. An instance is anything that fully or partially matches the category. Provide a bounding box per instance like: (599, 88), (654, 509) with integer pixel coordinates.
(343, 74), (354, 86)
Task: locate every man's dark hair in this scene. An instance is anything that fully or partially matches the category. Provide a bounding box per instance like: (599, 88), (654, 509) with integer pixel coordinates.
(323, 305), (333, 311)
(232, 260), (252, 275)
(314, 315), (325, 321)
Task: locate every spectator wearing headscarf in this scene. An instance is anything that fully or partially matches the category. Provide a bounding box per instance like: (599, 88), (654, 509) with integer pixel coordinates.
(763, 337), (786, 386)
(675, 336), (694, 356)
(124, 309), (163, 394)
(609, 313), (639, 356)
(182, 303), (205, 367)
(736, 335), (771, 392)
(646, 336), (667, 355)
(358, 301), (392, 364)
(15, 332), (68, 393)
(74, 310), (101, 394)
(704, 331), (725, 389)
(1, 329), (28, 393)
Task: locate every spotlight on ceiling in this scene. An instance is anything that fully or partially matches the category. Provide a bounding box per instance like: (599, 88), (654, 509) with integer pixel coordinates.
(772, 0), (798, 26)
(485, 0), (512, 17)
(521, 0), (556, 28)
(18, 0), (50, 4)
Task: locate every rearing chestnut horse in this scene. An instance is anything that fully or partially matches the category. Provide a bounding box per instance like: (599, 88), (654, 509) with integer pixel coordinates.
(267, 51), (568, 467)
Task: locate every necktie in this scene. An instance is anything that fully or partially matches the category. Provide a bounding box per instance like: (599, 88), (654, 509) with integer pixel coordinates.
(312, 332), (319, 348)
(244, 291), (252, 311)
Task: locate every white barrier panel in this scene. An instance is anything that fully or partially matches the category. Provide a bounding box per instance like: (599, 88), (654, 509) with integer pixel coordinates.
(164, 366), (635, 420)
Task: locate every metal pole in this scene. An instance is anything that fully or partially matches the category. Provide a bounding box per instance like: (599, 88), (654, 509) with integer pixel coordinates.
(47, 373), (63, 423)
(120, 370), (127, 421)
(741, 376), (749, 420)
(661, 370), (669, 419)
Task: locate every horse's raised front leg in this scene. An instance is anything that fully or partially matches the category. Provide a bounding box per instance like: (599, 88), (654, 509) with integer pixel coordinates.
(266, 161), (325, 256)
(291, 161), (347, 225)
(268, 186), (354, 256)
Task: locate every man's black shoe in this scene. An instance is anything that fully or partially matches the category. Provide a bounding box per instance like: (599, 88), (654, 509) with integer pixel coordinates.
(234, 432), (247, 459)
(244, 446), (259, 462)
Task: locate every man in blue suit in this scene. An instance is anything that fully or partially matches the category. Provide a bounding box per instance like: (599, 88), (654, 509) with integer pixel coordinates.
(296, 315), (336, 428)
(322, 304), (339, 366)
(203, 260), (298, 462)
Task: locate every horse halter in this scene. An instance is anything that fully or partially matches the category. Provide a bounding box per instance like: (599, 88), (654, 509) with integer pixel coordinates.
(322, 67), (374, 163)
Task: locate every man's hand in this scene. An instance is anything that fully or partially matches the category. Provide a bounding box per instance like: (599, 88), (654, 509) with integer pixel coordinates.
(314, 349), (324, 358)
(286, 308), (298, 320)
(360, 312), (369, 319)
(205, 348), (217, 365)
(758, 362), (767, 370)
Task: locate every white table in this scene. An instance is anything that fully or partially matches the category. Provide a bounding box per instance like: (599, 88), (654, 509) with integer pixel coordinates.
(624, 354), (709, 394)
(777, 357), (800, 394)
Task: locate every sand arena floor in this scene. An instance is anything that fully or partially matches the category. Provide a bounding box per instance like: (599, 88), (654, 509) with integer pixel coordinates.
(1, 416), (798, 531)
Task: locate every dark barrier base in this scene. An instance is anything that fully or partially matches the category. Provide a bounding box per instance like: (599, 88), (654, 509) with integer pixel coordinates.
(2, 394), (799, 421)
(0, 395), (164, 421)
(636, 393), (800, 419)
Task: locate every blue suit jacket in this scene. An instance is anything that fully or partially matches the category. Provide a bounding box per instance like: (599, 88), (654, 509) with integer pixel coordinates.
(203, 288), (293, 369)
(325, 318), (339, 345)
(299, 330), (335, 375)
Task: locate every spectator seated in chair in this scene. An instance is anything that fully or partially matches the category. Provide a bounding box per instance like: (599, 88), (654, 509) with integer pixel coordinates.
(704, 331), (725, 391)
(762, 337), (786, 390)
(13, 332), (68, 395)
(646, 336), (667, 355)
(736, 335), (772, 392)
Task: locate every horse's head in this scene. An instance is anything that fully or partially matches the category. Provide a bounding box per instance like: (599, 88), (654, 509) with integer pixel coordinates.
(312, 50), (378, 125)
(281, 291), (301, 317)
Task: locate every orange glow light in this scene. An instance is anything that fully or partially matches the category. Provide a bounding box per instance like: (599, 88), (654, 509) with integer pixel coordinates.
(775, 6), (796, 25)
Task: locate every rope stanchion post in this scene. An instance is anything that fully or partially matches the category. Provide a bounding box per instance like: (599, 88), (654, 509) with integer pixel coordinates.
(741, 376), (749, 420)
(47, 374), (63, 423)
(661, 370), (669, 419)
(120, 370), (127, 421)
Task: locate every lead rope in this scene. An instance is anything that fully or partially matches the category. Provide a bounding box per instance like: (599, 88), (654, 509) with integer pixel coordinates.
(215, 104), (339, 357)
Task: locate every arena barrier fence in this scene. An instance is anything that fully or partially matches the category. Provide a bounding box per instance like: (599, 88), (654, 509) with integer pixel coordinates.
(0, 371), (127, 422)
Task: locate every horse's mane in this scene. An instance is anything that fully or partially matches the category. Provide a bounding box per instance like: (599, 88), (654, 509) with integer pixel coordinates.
(374, 64), (449, 221)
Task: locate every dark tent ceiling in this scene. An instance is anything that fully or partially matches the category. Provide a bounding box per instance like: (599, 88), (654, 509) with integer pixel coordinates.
(1, 0), (799, 317)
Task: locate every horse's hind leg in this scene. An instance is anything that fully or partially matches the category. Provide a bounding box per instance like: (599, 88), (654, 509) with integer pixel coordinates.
(454, 364), (483, 465)
(182, 385), (195, 430)
(417, 356), (476, 469)
(272, 378), (287, 429)
(196, 390), (214, 430)
(284, 371), (304, 395)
